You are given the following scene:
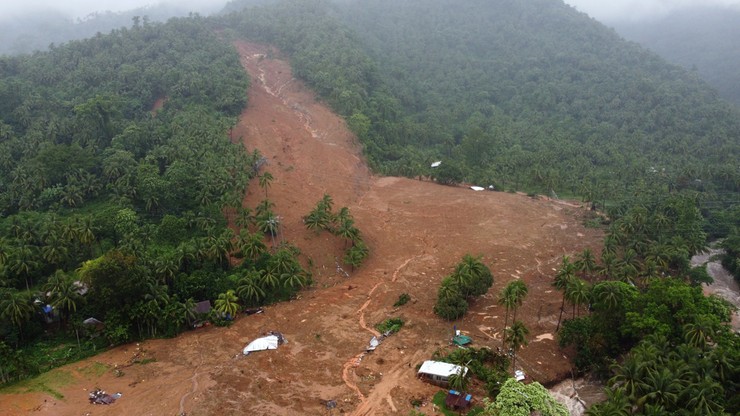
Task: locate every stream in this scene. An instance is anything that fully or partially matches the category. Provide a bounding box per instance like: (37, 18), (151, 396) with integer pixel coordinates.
(691, 246), (740, 332)
(548, 246), (739, 415)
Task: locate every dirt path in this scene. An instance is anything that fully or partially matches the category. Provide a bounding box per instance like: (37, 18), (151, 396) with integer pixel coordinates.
(0, 40), (604, 416)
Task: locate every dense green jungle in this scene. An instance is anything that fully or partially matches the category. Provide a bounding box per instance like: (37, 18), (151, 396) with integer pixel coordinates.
(1, 0), (738, 414)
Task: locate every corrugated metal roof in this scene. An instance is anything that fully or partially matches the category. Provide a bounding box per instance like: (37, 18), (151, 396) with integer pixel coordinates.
(417, 360), (467, 377)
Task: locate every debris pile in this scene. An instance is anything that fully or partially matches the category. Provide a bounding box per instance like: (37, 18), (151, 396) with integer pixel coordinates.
(88, 389), (121, 405)
(365, 330), (393, 352)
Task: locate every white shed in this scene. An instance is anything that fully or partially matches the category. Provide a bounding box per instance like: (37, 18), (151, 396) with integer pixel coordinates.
(417, 360), (468, 386)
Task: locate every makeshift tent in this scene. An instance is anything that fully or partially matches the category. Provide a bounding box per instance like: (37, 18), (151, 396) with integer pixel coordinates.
(470, 186), (485, 191)
(453, 334), (472, 346)
(243, 333), (285, 355)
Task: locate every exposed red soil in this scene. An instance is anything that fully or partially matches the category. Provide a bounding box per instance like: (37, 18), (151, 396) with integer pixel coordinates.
(0, 41), (603, 416)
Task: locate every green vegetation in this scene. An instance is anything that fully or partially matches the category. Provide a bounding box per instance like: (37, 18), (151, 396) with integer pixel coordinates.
(552, 196), (739, 414)
(393, 293), (411, 307)
(480, 378), (568, 416)
(1, 1), (739, 412)
(304, 195), (369, 270)
(434, 255), (493, 320)
(433, 347), (510, 398)
(0, 14), (313, 384)
(375, 317), (404, 334)
(223, 0), (739, 230)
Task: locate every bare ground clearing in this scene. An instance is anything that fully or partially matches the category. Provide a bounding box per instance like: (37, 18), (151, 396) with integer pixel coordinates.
(0, 41), (603, 416)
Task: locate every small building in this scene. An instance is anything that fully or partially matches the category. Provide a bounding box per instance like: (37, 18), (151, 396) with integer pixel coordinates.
(445, 390), (472, 410)
(417, 360), (468, 386)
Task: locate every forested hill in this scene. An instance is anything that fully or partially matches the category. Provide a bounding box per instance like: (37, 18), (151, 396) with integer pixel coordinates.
(222, 0), (739, 226)
(610, 6), (740, 107)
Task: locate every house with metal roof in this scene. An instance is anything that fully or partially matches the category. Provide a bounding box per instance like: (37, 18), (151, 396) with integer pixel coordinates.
(417, 360), (468, 386)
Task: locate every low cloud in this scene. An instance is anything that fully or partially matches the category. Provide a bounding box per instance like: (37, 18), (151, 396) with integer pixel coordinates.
(0, 0), (228, 20)
(563, 0), (740, 21)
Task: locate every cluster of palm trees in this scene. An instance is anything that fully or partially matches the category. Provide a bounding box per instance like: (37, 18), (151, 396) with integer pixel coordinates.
(587, 334), (736, 415)
(304, 194), (369, 270)
(434, 254), (493, 320)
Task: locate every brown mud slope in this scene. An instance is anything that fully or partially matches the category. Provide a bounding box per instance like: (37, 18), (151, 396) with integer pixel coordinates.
(0, 41), (603, 416)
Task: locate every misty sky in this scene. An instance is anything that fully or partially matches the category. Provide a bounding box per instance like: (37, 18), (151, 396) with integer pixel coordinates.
(563, 0), (740, 21)
(2, 0), (740, 21)
(0, 0), (229, 19)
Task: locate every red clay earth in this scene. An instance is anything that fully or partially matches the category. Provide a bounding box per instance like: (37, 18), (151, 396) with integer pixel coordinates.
(0, 41), (603, 416)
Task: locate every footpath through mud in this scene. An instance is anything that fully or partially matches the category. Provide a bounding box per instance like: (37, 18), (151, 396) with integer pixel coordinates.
(0, 41), (603, 416)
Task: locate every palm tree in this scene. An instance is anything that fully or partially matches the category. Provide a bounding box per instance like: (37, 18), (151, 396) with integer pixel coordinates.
(684, 377), (724, 415)
(554, 256), (576, 331)
(236, 230), (267, 263)
(506, 320), (529, 372)
(0, 289), (34, 344)
(258, 172), (274, 198)
(575, 248), (598, 280)
(214, 290), (240, 319)
(498, 284), (516, 349)
(453, 254), (492, 297)
(235, 207), (254, 229)
(43, 270), (81, 327)
(335, 217), (359, 248)
(304, 207), (330, 232)
(608, 356), (646, 400)
(260, 268), (280, 290)
(508, 280), (528, 323)
(11, 245), (39, 291)
(41, 237), (68, 266)
(683, 318), (714, 350)
(636, 368), (681, 411)
(448, 366), (470, 392)
(343, 240), (369, 271)
(565, 278), (590, 318)
(0, 238), (11, 266)
(236, 271), (266, 306)
(585, 388), (631, 416)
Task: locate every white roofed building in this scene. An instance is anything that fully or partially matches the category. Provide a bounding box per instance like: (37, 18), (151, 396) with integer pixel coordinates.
(417, 360), (468, 386)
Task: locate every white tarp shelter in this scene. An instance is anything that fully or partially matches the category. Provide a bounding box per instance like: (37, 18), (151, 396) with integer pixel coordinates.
(470, 186), (485, 191)
(417, 360), (468, 386)
(243, 335), (280, 355)
(431, 161), (442, 168)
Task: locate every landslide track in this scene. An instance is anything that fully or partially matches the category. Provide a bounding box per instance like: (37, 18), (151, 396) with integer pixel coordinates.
(0, 41), (603, 416)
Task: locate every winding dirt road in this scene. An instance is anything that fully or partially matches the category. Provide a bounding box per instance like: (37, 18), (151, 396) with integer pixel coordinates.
(0, 41), (603, 416)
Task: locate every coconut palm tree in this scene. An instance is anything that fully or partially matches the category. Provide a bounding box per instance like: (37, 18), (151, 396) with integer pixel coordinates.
(0, 289), (34, 344)
(236, 271), (266, 306)
(506, 320), (529, 372)
(258, 172), (274, 198)
(214, 290), (240, 319)
(636, 368), (681, 411)
(565, 278), (590, 318)
(498, 279), (528, 349)
(554, 256), (576, 332)
(236, 230), (267, 263)
(43, 271), (81, 327)
(448, 366), (470, 392)
(575, 248), (598, 280)
(608, 356), (646, 400)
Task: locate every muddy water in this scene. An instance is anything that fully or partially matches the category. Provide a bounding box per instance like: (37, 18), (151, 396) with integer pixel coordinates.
(691, 247), (740, 332)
